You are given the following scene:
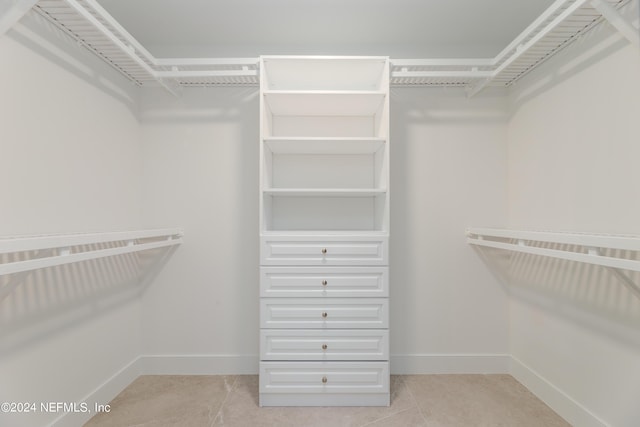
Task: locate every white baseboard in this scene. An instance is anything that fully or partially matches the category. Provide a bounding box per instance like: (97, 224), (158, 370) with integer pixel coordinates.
(50, 356), (143, 427)
(390, 353), (511, 374)
(509, 356), (608, 427)
(140, 354), (259, 375)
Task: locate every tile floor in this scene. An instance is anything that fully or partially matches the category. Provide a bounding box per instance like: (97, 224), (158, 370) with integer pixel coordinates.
(84, 375), (570, 427)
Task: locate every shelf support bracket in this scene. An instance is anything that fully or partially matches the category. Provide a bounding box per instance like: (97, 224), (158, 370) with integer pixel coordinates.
(590, 0), (640, 47)
(0, 248), (53, 302)
(588, 247), (640, 299)
(466, 77), (492, 98)
(0, 0), (38, 37)
(158, 78), (182, 98)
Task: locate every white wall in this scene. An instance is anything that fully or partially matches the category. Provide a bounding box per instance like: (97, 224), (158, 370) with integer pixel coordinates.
(389, 87), (510, 371)
(139, 87), (260, 371)
(0, 14), (143, 427)
(506, 25), (640, 427)
(138, 85), (510, 374)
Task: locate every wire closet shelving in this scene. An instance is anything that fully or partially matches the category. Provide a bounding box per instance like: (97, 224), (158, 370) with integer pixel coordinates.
(467, 228), (640, 297)
(28, 0), (639, 94)
(0, 228), (183, 277)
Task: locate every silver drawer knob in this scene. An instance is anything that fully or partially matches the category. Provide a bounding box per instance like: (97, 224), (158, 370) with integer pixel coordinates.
(322, 344), (328, 350)
(321, 312), (328, 318)
(321, 248), (327, 254)
(322, 376), (328, 384)
(322, 280), (328, 286)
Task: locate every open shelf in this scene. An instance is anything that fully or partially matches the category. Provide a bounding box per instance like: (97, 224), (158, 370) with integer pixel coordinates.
(264, 137), (386, 155)
(264, 188), (386, 197)
(263, 142), (388, 190)
(263, 194), (388, 232)
(261, 56), (388, 91)
(263, 91), (386, 116)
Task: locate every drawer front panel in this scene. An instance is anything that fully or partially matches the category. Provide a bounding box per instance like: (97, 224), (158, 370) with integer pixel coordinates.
(261, 298), (388, 329)
(260, 267), (388, 298)
(260, 361), (389, 394)
(261, 236), (388, 266)
(261, 329), (389, 361)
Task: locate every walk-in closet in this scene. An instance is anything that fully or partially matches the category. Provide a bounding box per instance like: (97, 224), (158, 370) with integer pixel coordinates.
(1, 0), (639, 426)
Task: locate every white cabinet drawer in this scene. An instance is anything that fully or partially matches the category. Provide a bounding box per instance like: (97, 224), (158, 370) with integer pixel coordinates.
(261, 329), (389, 361)
(261, 235), (388, 266)
(260, 361), (389, 394)
(261, 298), (388, 329)
(260, 267), (388, 298)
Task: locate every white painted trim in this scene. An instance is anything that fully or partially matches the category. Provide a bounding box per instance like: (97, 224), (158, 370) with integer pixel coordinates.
(390, 353), (511, 374)
(510, 356), (608, 427)
(50, 356), (143, 427)
(140, 354), (259, 375)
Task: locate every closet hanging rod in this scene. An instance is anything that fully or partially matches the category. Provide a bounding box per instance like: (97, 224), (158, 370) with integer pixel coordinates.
(0, 228), (183, 254)
(390, 59), (494, 67)
(155, 69), (257, 78)
(0, 228), (183, 276)
(466, 227), (640, 273)
(155, 58), (259, 66)
(467, 227), (640, 251)
(392, 70), (494, 78)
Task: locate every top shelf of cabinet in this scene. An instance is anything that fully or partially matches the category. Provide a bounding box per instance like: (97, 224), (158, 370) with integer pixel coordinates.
(261, 56), (389, 91)
(263, 91), (386, 116)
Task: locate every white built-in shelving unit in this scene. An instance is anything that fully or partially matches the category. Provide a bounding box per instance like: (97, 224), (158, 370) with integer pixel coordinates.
(260, 57), (390, 236)
(259, 56), (390, 406)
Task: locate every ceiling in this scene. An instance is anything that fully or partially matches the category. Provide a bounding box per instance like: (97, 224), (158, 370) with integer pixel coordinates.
(95, 0), (557, 59)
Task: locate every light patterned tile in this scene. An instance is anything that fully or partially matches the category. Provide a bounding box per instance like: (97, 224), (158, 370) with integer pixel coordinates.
(403, 374), (570, 427)
(84, 374), (570, 427)
(212, 375), (414, 427)
(362, 408), (427, 427)
(84, 375), (235, 427)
